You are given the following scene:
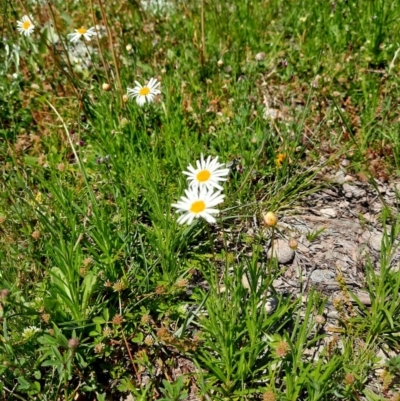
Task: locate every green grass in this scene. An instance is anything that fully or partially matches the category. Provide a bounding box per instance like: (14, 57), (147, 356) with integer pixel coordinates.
(0, 0), (400, 399)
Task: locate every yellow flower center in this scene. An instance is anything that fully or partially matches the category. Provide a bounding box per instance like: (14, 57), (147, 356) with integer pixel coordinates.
(190, 200), (206, 214)
(77, 28), (87, 34)
(139, 87), (150, 96)
(23, 21), (31, 30)
(196, 169), (211, 182)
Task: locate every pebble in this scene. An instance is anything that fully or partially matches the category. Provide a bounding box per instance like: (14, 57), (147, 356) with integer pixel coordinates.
(267, 239), (295, 264)
(264, 296), (278, 314)
(333, 170), (346, 184)
(320, 208), (337, 218)
(241, 274), (261, 291)
(310, 269), (335, 283)
(342, 183), (353, 193)
(369, 233), (382, 252)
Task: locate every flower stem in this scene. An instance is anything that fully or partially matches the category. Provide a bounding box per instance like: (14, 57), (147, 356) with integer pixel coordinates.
(268, 226), (275, 279)
(206, 223), (219, 294)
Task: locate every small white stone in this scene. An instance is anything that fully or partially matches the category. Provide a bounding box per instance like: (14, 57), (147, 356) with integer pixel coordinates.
(267, 239), (295, 264)
(265, 296), (278, 314)
(320, 208), (337, 218)
(370, 233), (383, 252)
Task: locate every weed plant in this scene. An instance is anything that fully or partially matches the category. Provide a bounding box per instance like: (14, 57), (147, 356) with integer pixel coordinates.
(0, 0), (399, 399)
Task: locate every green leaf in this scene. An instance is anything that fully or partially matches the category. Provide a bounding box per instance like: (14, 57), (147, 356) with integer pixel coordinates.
(93, 316), (106, 324)
(17, 377), (30, 390)
(42, 359), (63, 367)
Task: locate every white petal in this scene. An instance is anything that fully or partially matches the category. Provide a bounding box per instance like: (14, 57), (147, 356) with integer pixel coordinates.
(136, 96), (146, 106)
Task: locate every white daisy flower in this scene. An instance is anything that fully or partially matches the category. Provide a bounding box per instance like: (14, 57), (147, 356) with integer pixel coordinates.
(172, 186), (225, 225)
(67, 27), (96, 43)
(183, 154), (230, 191)
(127, 77), (161, 106)
(17, 15), (35, 37)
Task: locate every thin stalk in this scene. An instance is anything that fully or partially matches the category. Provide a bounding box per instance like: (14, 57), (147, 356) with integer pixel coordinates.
(121, 325), (141, 383)
(219, 214), (229, 288)
(206, 223), (219, 294)
(44, 0), (79, 91)
(267, 227), (275, 279)
(200, 0), (206, 68)
(97, 0), (122, 92)
(16, 0), (79, 98)
(89, 0), (111, 85)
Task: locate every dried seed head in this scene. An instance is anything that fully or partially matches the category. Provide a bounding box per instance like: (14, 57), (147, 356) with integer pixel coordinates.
(344, 373), (355, 385)
(263, 212), (278, 227)
(315, 315), (326, 325)
(112, 280), (126, 292)
(144, 335), (154, 346)
(141, 314), (151, 325)
(83, 258), (92, 267)
(0, 216), (5, 224)
(175, 278), (188, 289)
(275, 340), (290, 358)
(68, 338), (79, 350)
(57, 163), (65, 171)
(31, 230), (41, 240)
(41, 313), (51, 323)
(155, 284), (166, 295)
(94, 343), (105, 353)
(0, 289), (10, 300)
(102, 326), (113, 337)
(263, 390), (277, 401)
(157, 327), (173, 342)
(112, 314), (124, 325)
(122, 94), (129, 103)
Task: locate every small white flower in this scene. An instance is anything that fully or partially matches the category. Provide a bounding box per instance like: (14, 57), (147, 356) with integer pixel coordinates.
(127, 77), (161, 106)
(22, 326), (41, 340)
(172, 186), (225, 225)
(17, 15), (35, 37)
(183, 155), (230, 191)
(67, 27), (96, 43)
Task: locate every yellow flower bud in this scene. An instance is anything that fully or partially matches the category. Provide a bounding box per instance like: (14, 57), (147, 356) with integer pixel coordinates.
(263, 212), (278, 227)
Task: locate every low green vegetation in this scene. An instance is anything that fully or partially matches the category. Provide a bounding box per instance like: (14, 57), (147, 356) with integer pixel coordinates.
(0, 0), (399, 399)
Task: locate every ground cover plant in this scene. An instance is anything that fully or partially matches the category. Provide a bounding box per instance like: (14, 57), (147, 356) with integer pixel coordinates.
(0, 0), (400, 399)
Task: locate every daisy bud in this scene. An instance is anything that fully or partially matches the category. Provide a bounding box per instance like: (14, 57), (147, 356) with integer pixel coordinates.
(263, 212), (278, 227)
(102, 83), (111, 91)
(288, 238), (298, 250)
(126, 44), (133, 52)
(217, 59), (224, 67)
(122, 94), (129, 103)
